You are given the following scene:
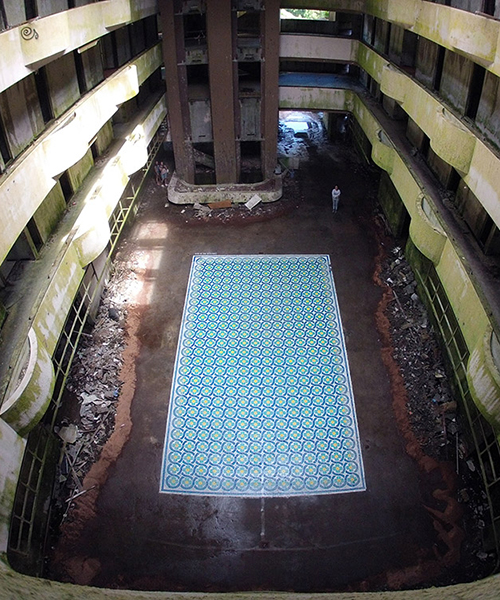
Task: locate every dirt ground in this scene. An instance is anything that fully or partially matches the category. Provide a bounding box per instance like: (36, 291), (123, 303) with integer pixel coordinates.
(46, 121), (495, 592)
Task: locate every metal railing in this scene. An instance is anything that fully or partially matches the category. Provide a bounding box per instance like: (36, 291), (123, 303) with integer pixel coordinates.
(7, 120), (168, 575)
(414, 247), (500, 567)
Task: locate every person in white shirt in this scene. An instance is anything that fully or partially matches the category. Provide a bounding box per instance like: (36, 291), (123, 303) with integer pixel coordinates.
(332, 185), (341, 212)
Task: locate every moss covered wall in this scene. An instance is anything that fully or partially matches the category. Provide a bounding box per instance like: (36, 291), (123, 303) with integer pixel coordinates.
(0, 421), (25, 553)
(378, 172), (410, 238)
(67, 149), (95, 194)
(44, 53), (81, 119)
(33, 182), (66, 243)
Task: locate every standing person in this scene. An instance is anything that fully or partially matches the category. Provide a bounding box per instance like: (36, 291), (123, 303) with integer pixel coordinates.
(160, 163), (169, 187)
(154, 161), (161, 185)
(332, 185), (341, 213)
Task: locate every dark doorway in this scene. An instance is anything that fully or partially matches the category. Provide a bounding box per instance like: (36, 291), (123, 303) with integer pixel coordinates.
(465, 63), (486, 120)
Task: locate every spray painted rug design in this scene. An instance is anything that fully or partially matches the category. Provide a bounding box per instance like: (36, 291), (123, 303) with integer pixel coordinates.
(160, 255), (365, 496)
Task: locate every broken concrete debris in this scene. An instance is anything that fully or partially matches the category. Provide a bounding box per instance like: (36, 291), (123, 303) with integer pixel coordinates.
(245, 194), (262, 210)
(381, 244), (492, 567)
(52, 266), (128, 520)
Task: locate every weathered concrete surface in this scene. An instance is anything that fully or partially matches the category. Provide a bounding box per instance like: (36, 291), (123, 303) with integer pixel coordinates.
(49, 138), (477, 593)
(3, 551), (500, 600)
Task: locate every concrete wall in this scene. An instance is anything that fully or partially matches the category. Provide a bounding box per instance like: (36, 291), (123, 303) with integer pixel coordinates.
(280, 35), (357, 63)
(79, 43), (105, 92)
(45, 53), (81, 118)
(427, 145), (455, 189)
(414, 36), (439, 89)
(67, 148), (95, 192)
(116, 26), (133, 67)
(440, 50), (474, 114)
(406, 116), (426, 150)
(373, 17), (390, 55)
(0, 91), (166, 553)
(36, 0), (70, 19)
(388, 23), (404, 65)
(94, 121), (115, 156)
(476, 69), (500, 151)
(0, 75), (45, 157)
(449, 0), (483, 12)
(0, 421), (25, 553)
(0, 42), (163, 267)
(378, 171), (410, 237)
(32, 182), (66, 243)
(0, 0), (26, 29)
(0, 0), (158, 94)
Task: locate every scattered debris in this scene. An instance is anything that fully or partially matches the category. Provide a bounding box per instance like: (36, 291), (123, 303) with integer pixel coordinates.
(208, 199), (232, 210)
(51, 262), (131, 524)
(245, 194), (262, 210)
(380, 243), (496, 580)
(193, 202), (211, 216)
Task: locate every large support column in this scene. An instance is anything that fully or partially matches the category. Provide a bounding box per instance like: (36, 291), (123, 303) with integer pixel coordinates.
(261, 0), (280, 180)
(206, 0), (238, 184)
(159, 0), (195, 183)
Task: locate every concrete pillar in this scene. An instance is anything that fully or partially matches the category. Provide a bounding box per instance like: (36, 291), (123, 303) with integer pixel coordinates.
(159, 0), (195, 183)
(261, 0), (280, 180)
(207, 0), (238, 184)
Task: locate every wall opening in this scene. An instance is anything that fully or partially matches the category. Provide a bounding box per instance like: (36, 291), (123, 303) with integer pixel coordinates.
(34, 68), (54, 124)
(466, 63), (486, 120)
(433, 45), (446, 92)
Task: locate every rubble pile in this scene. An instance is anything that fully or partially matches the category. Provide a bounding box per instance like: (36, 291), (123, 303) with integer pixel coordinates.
(164, 176), (301, 226)
(52, 271), (128, 520)
(381, 245), (455, 460)
(381, 245), (495, 573)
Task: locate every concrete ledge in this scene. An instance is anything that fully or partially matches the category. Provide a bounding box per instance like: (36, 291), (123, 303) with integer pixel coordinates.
(1, 552), (500, 599)
(468, 326), (500, 427)
(0, 329), (54, 437)
(167, 173), (283, 205)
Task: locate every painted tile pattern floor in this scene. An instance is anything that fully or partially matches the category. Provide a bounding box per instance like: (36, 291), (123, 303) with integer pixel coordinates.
(160, 255), (365, 496)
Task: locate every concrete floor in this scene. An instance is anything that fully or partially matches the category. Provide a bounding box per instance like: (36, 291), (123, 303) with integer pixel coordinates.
(51, 135), (454, 592)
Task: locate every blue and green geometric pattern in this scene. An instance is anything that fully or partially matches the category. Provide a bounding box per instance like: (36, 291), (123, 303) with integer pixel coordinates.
(160, 255), (366, 496)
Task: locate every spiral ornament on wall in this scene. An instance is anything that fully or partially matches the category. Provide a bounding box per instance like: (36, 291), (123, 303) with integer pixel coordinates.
(21, 26), (39, 41)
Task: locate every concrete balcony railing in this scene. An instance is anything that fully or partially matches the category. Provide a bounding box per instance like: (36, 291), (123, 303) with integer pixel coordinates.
(0, 91), (166, 557)
(0, 0), (158, 94)
(469, 327), (500, 426)
(279, 82), (499, 429)
(354, 43), (500, 235)
(282, 36), (500, 236)
(0, 42), (162, 267)
(0, 92), (167, 441)
(0, 329), (54, 437)
(280, 34), (358, 64)
(282, 0), (500, 76)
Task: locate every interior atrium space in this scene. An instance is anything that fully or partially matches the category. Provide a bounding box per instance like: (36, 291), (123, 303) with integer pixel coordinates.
(1, 1), (500, 598)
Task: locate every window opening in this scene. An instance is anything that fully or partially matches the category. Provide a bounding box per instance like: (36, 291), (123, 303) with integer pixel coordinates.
(465, 63), (486, 121)
(478, 215), (500, 256)
(58, 172), (73, 203)
(0, 112), (12, 165)
(24, 0), (37, 20)
(34, 69), (53, 124)
(447, 168), (461, 193)
(73, 51), (87, 94)
(433, 45), (446, 92)
(0, 1), (7, 30)
(25, 218), (43, 254)
(483, 0), (496, 15)
(385, 22), (391, 56)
